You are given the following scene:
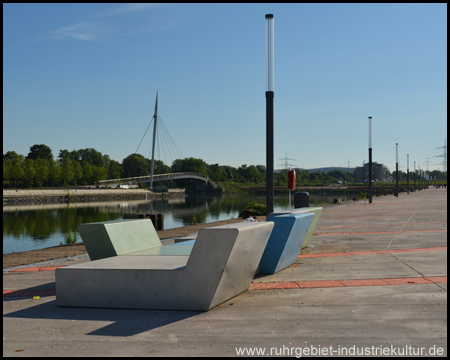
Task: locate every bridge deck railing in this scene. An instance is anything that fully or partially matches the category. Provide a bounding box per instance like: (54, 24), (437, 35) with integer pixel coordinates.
(97, 172), (209, 185)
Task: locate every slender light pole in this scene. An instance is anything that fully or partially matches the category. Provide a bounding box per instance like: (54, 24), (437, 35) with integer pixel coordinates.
(407, 154), (409, 194)
(413, 161), (416, 192)
(265, 14), (274, 215)
(368, 116), (373, 203)
(418, 166), (421, 190)
(395, 143), (399, 197)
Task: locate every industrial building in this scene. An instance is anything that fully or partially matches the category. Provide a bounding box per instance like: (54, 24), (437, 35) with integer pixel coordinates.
(355, 162), (390, 183)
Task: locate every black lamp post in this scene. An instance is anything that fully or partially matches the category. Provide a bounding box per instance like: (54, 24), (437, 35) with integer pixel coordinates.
(418, 167), (421, 190)
(413, 161), (416, 192)
(265, 14), (274, 215)
(396, 143), (399, 197)
(368, 116), (372, 203)
(407, 154), (409, 194)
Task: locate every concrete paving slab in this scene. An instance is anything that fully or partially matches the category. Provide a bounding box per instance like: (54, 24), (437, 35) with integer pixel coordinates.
(254, 251), (443, 282)
(385, 231), (447, 250)
(3, 271), (57, 291)
(390, 250), (448, 277)
(3, 188), (447, 356)
(3, 284), (446, 357)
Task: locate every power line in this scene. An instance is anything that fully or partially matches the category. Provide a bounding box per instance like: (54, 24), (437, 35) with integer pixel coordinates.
(278, 153), (296, 170)
(434, 138), (447, 173)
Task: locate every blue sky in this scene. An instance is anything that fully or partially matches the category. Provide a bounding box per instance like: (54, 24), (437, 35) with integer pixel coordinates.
(3, 3), (447, 172)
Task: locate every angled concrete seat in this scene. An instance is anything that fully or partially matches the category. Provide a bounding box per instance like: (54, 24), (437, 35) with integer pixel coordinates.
(77, 219), (193, 261)
(169, 208), (322, 276)
(258, 212), (315, 274)
(56, 221), (274, 311)
(266, 207), (322, 249)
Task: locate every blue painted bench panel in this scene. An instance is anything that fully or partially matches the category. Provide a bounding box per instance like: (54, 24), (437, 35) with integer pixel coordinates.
(258, 212), (315, 274)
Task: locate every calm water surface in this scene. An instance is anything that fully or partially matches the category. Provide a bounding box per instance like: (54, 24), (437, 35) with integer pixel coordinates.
(3, 193), (351, 254)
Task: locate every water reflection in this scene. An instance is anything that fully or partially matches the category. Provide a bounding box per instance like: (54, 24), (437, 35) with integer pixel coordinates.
(3, 193), (352, 254)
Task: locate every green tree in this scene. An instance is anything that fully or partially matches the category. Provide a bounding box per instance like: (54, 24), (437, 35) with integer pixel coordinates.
(238, 164), (262, 184)
(60, 158), (74, 187)
(237, 164), (248, 183)
(58, 150), (72, 165)
(122, 154), (150, 178)
(256, 165), (266, 177)
(72, 161), (83, 186)
(221, 165), (238, 181)
(78, 148), (105, 167)
(26, 144), (53, 161)
(145, 159), (171, 175)
(10, 155), (25, 188)
(3, 158), (11, 187)
(328, 169), (355, 183)
(34, 159), (49, 188)
(3, 151), (22, 161)
(81, 160), (93, 185)
(274, 171), (288, 186)
(171, 157), (208, 176)
(108, 160), (122, 180)
(247, 165), (263, 183)
(207, 164), (226, 182)
(102, 154), (111, 170)
(91, 166), (108, 184)
(23, 159), (35, 188)
(46, 159), (60, 187)
(58, 149), (80, 165)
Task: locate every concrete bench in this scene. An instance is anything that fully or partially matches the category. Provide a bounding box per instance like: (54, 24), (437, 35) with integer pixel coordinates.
(258, 212), (315, 274)
(77, 219), (193, 261)
(266, 207), (323, 249)
(56, 221), (274, 311)
(170, 207), (322, 275)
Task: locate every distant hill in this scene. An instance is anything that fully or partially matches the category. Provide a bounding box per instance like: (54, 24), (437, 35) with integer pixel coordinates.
(303, 167), (356, 173)
(275, 167), (355, 173)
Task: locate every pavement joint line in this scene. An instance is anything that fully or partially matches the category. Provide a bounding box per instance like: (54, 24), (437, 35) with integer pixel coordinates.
(2, 254), (90, 273)
(315, 221), (447, 229)
(3, 276), (447, 297)
(7, 266), (66, 273)
(385, 198), (426, 250)
(249, 276), (447, 290)
(388, 252), (425, 278)
(313, 229), (447, 236)
(4, 247), (446, 271)
(298, 246), (447, 258)
(320, 212), (444, 220)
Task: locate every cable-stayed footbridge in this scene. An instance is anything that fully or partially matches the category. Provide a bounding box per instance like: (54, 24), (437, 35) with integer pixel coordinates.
(103, 92), (218, 192)
(97, 172), (217, 189)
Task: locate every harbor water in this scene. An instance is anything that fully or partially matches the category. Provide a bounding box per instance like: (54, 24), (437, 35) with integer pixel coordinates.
(3, 193), (353, 254)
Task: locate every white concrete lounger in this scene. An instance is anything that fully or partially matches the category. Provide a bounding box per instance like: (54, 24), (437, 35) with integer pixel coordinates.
(76, 219), (191, 261)
(56, 221), (274, 311)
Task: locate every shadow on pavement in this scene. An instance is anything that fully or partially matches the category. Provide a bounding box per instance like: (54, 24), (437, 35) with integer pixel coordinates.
(3, 299), (201, 337)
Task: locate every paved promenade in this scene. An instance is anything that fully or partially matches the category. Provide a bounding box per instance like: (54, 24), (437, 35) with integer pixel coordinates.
(3, 188), (447, 357)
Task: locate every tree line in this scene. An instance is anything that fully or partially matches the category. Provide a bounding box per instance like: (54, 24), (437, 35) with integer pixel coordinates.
(3, 144), (446, 189)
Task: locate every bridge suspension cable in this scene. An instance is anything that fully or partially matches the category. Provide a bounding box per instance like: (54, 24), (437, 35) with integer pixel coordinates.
(153, 113), (183, 164)
(134, 95), (183, 166)
(135, 117), (154, 155)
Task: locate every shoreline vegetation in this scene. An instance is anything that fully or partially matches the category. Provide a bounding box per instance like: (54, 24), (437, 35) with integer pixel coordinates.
(2, 183), (439, 205)
(4, 145), (446, 197)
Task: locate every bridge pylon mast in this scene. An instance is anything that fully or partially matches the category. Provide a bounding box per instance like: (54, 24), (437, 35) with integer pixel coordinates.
(149, 91), (158, 190)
